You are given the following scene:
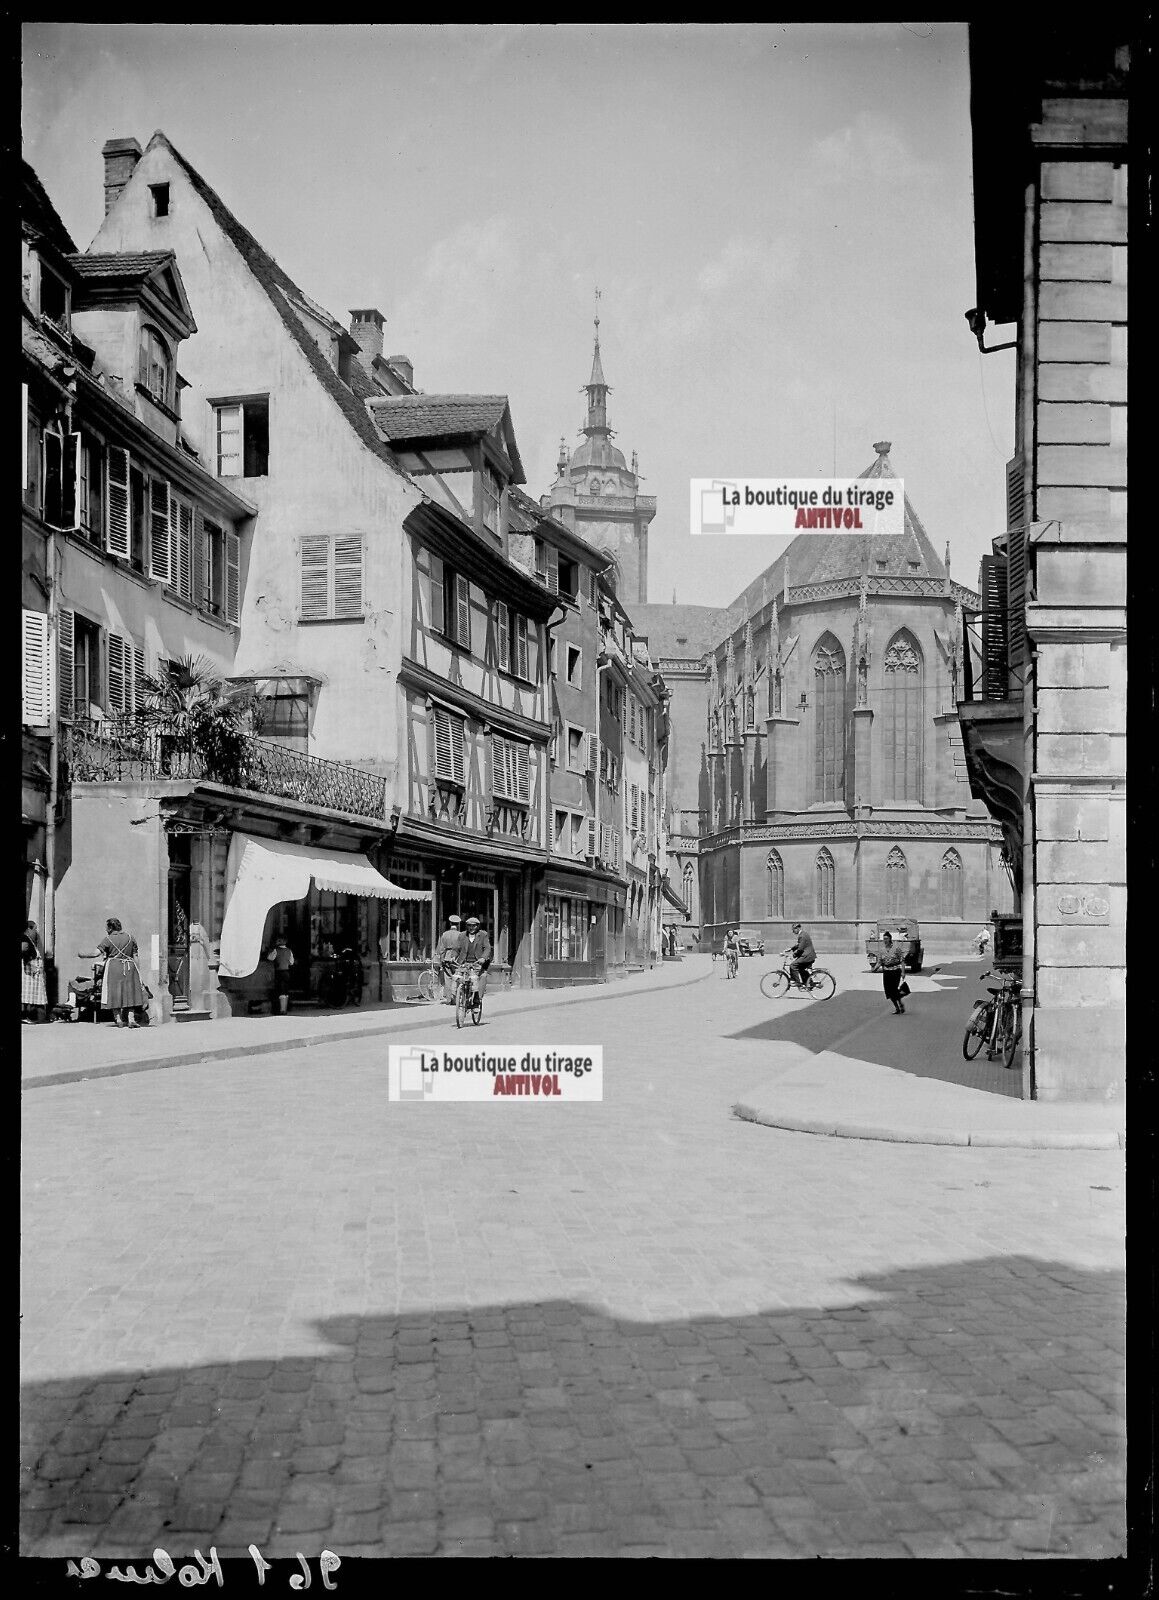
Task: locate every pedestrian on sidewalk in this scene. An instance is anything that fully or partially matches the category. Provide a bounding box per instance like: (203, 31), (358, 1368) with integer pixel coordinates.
(266, 935), (295, 1014)
(86, 918), (146, 1028)
(879, 930), (906, 1014)
(435, 913), (465, 1003)
(22, 920), (47, 1023)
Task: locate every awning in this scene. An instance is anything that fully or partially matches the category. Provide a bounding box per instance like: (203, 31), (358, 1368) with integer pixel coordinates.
(661, 874), (689, 914)
(219, 832), (430, 978)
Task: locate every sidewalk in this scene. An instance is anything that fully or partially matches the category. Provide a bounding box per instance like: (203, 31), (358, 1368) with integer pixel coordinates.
(20, 958), (712, 1091)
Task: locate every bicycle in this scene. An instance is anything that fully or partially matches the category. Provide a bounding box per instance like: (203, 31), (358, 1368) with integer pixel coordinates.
(453, 963), (484, 1029)
(724, 946), (739, 980)
(962, 970), (1021, 1067)
(760, 955), (836, 1001)
(417, 961), (443, 1003)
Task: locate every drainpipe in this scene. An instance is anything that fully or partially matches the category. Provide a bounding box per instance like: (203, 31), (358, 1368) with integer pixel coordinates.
(1018, 176), (1038, 1101)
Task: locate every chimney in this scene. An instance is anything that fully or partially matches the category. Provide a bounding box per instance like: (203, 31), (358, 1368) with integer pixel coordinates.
(349, 308), (385, 363)
(102, 137), (142, 215)
(387, 354), (414, 389)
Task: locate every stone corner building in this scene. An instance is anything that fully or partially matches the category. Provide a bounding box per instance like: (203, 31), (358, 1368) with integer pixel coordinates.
(642, 444), (1011, 950)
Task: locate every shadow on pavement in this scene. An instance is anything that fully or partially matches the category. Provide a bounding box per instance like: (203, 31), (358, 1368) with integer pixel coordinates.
(732, 962), (1022, 1099)
(20, 1253), (1125, 1561)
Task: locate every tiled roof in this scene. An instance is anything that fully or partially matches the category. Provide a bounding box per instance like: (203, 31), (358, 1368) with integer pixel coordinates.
(21, 161), (76, 256)
(506, 486), (606, 565)
(368, 394), (510, 442)
(728, 444), (949, 617)
(631, 604), (735, 660)
(69, 250), (176, 283)
(147, 132), (413, 491)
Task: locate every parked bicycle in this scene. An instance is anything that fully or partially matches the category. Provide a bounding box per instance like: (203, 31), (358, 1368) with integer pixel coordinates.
(454, 962), (484, 1029)
(760, 956), (836, 1000)
(417, 959), (442, 1002)
(962, 969), (1021, 1067)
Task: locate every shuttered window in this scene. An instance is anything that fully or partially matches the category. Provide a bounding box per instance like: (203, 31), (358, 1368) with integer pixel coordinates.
(192, 514), (207, 610)
(170, 496), (193, 601)
(149, 479), (171, 582)
(492, 734), (530, 804)
(132, 644), (146, 713)
(454, 573), (472, 650)
(106, 446), (130, 559)
(22, 609), (50, 725)
(226, 531), (241, 624)
(496, 601), (509, 671)
(57, 608), (74, 720)
(107, 634), (129, 715)
(43, 430), (80, 529)
(423, 551), (445, 635)
(513, 613), (529, 680)
(300, 536), (361, 620)
(432, 705), (466, 786)
(980, 554), (1008, 701)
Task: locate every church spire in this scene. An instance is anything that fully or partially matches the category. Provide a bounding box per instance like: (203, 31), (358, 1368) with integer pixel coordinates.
(582, 291), (611, 438)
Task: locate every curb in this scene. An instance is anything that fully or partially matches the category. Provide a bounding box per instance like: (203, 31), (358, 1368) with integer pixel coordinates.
(23, 963), (714, 1091)
(732, 1102), (1125, 1151)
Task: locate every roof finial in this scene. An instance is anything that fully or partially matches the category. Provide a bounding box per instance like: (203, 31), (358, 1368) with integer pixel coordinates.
(873, 440), (891, 457)
(594, 284), (601, 337)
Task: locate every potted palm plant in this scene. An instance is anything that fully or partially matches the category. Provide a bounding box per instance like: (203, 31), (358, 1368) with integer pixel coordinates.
(137, 655), (257, 788)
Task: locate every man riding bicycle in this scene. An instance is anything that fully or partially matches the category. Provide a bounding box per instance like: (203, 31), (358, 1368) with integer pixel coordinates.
(456, 916), (493, 1000)
(783, 922), (816, 989)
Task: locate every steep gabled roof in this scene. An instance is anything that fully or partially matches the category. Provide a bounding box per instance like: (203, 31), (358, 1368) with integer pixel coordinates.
(728, 442), (949, 617)
(69, 250), (175, 283)
(146, 131), (413, 489)
(632, 603), (735, 661)
(21, 160), (76, 256)
(367, 394), (525, 483)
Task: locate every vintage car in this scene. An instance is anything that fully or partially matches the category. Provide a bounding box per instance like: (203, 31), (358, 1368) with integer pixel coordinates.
(865, 918), (923, 973)
(737, 934), (765, 957)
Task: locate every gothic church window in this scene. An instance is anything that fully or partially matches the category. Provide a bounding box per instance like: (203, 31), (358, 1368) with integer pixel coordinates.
(882, 631), (923, 803)
(815, 847), (835, 917)
(940, 848), (964, 919)
(766, 851), (784, 918)
(885, 846), (909, 916)
(812, 635), (846, 804)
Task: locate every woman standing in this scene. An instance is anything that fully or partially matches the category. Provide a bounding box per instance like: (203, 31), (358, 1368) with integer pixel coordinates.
(22, 920), (47, 1022)
(879, 929), (906, 1015)
(92, 917), (146, 1027)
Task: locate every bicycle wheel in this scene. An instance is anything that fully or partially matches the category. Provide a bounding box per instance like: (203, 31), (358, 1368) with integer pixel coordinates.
(760, 968), (790, 999)
(809, 969), (836, 1000)
(1001, 1002), (1021, 1069)
(455, 986), (467, 1029)
(418, 969), (437, 1002)
(471, 993), (483, 1026)
(962, 1004), (988, 1060)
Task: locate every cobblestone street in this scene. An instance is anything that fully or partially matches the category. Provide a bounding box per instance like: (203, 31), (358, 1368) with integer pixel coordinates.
(21, 968), (1126, 1560)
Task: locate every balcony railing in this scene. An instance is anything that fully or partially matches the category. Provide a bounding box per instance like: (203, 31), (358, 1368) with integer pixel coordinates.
(63, 718), (388, 824)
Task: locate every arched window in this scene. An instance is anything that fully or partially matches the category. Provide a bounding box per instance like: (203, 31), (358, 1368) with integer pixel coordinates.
(815, 847), (835, 917)
(766, 850), (784, 918)
(882, 631), (924, 803)
(682, 861), (694, 911)
(812, 636), (846, 803)
(940, 849), (964, 918)
(138, 326), (172, 407)
(745, 686), (755, 730)
(885, 846), (909, 917)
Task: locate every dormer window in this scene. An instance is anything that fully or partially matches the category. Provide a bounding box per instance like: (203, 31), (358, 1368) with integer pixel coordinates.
(138, 326), (172, 408)
(39, 264), (70, 332)
(482, 465), (502, 536)
(149, 183), (170, 218)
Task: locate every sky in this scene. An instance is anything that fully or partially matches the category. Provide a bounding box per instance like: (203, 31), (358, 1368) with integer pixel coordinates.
(21, 22), (1015, 610)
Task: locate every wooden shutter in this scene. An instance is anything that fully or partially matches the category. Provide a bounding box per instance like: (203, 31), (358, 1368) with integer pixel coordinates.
(586, 732), (597, 772)
(587, 818), (597, 859)
(980, 554), (1008, 700)
(22, 609), (50, 725)
(300, 535), (330, 619)
(455, 574), (471, 649)
(428, 553), (444, 634)
(1007, 525), (1027, 675)
(434, 707), (453, 780)
(171, 498), (193, 600)
(546, 546), (559, 595)
(334, 536), (363, 617)
(57, 608), (74, 720)
(515, 613), (528, 679)
(515, 741), (529, 803)
(149, 478), (171, 581)
(192, 515), (207, 610)
(226, 531), (241, 624)
(492, 734), (508, 797)
(43, 430), (63, 526)
(1006, 455), (1026, 532)
(107, 633), (127, 715)
(496, 601), (509, 671)
(132, 644), (146, 714)
(105, 446), (130, 559)
(64, 433), (80, 528)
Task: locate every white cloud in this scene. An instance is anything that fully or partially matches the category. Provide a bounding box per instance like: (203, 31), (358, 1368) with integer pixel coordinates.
(812, 111), (938, 185)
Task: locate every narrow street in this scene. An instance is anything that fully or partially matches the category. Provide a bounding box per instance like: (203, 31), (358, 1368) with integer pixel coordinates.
(21, 968), (1125, 1559)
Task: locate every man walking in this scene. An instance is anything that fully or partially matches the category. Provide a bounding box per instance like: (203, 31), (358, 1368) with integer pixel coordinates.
(435, 913), (465, 1003)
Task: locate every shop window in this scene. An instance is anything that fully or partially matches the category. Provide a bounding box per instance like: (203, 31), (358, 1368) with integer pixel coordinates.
(379, 862), (434, 962)
(310, 890), (360, 959)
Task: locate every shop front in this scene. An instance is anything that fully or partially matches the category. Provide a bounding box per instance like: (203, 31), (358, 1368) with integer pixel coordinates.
(534, 867), (626, 988)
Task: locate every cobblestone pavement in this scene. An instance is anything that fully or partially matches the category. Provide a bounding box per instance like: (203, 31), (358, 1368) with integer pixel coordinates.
(21, 970), (1126, 1560)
